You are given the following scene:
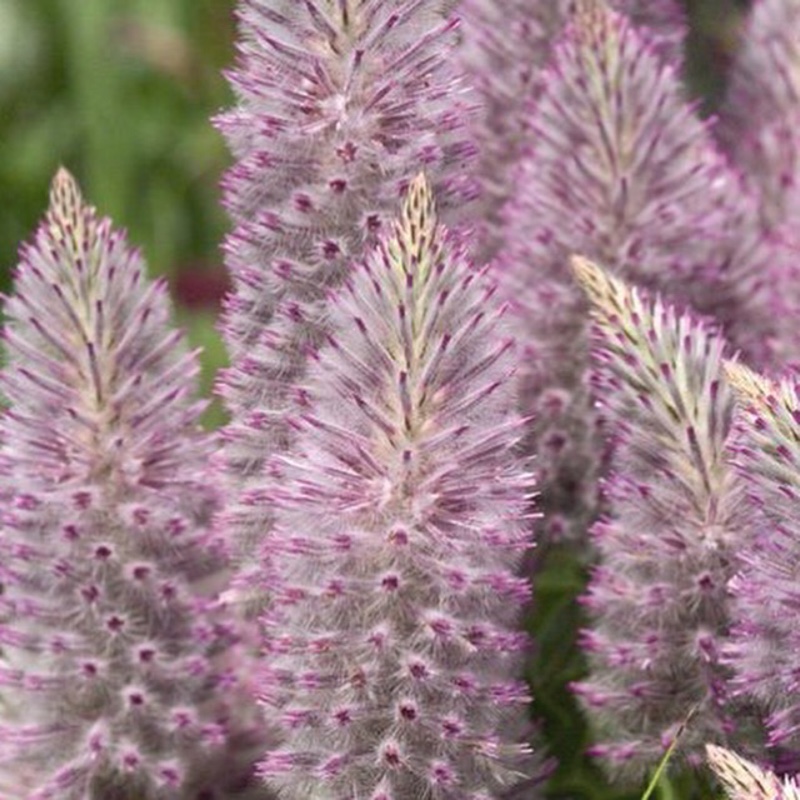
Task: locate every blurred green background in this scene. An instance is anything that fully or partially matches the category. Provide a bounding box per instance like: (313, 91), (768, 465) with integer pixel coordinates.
(0, 3), (760, 796)
(0, 0), (750, 427)
(0, 0), (237, 425)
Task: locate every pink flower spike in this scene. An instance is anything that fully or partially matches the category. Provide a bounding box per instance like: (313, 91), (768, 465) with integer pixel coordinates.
(256, 175), (541, 798)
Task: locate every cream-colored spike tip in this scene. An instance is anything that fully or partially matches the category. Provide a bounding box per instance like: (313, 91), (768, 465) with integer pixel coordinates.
(706, 744), (800, 800)
(723, 361), (774, 405)
(570, 254), (618, 308)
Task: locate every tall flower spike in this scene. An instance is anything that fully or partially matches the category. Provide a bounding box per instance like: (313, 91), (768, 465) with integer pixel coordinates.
(723, 362), (800, 752)
(718, 0), (800, 241)
(215, 1), (477, 567)
(570, 257), (750, 779)
(707, 745), (800, 800)
(0, 170), (267, 799)
(458, 0), (686, 262)
(255, 176), (538, 799)
(502, 0), (783, 543)
(716, 0), (800, 356)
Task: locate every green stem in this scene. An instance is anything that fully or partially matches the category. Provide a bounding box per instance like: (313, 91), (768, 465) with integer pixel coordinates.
(641, 705), (698, 800)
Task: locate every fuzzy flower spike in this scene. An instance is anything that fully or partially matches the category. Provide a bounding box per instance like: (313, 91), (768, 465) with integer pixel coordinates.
(0, 170), (265, 799)
(215, 2), (478, 602)
(502, 0), (784, 544)
(256, 175), (537, 799)
(571, 257), (750, 779)
(715, 0), (800, 358)
(718, 0), (800, 238)
(216, 0), (475, 484)
(458, 0), (686, 262)
(707, 745), (800, 800)
(723, 362), (800, 753)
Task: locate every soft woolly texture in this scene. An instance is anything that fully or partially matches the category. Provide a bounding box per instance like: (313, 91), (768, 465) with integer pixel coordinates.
(254, 175), (536, 799)
(501, 0), (783, 544)
(723, 364), (800, 753)
(707, 745), (800, 800)
(458, 0), (686, 261)
(0, 170), (267, 800)
(718, 0), (800, 237)
(215, 1), (477, 571)
(570, 257), (749, 780)
(716, 0), (800, 354)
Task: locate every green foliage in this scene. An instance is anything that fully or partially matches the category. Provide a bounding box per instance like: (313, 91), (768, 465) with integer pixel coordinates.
(0, 0), (234, 277)
(0, 0), (232, 429)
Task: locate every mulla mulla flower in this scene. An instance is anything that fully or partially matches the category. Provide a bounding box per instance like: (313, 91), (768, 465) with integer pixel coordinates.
(458, 0), (686, 262)
(215, 1), (477, 575)
(254, 175), (537, 799)
(715, 0), (800, 365)
(722, 363), (800, 754)
(717, 0), (800, 241)
(707, 745), (800, 800)
(570, 257), (751, 779)
(0, 170), (267, 800)
(501, 0), (784, 544)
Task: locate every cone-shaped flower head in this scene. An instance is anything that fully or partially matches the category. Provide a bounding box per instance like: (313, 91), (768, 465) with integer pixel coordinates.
(255, 176), (536, 799)
(458, 0), (686, 261)
(570, 257), (749, 779)
(718, 0), (800, 238)
(501, 0), (783, 543)
(723, 362), (800, 752)
(505, 0), (765, 319)
(216, 0), (476, 489)
(0, 170), (265, 799)
(707, 745), (800, 800)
